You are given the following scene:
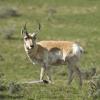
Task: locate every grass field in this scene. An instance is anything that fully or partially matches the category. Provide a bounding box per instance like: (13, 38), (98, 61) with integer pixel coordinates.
(0, 0), (100, 100)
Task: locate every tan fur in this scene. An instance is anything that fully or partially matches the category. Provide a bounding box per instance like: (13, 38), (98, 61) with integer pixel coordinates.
(37, 41), (73, 57)
(37, 41), (73, 51)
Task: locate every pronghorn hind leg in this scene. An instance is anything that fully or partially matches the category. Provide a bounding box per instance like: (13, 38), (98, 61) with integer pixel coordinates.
(67, 67), (74, 85)
(66, 57), (74, 85)
(75, 65), (82, 87)
(66, 56), (82, 87)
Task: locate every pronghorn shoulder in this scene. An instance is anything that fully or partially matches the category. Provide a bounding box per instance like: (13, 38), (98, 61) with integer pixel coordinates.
(36, 43), (48, 53)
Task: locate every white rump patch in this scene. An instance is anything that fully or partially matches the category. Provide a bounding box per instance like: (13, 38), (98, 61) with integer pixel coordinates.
(72, 43), (83, 58)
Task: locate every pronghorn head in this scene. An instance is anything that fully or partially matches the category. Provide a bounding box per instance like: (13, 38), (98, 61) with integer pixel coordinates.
(21, 23), (41, 50)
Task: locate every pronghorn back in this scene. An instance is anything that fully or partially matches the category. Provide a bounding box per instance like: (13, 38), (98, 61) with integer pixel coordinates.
(37, 41), (74, 51)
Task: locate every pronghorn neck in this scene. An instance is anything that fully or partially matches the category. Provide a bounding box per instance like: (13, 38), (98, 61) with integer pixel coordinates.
(24, 42), (46, 65)
(24, 42), (38, 57)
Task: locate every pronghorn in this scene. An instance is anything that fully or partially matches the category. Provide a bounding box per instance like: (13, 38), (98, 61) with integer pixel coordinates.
(21, 24), (84, 86)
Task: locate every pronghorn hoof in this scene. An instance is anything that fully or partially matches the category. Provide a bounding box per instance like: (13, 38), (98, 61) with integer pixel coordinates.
(43, 80), (49, 84)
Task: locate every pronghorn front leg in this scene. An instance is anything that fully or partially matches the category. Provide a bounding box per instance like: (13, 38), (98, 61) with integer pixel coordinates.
(40, 63), (52, 83)
(46, 66), (52, 83)
(43, 63), (52, 83)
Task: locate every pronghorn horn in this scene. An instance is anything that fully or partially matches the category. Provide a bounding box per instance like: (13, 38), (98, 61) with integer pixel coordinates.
(21, 24), (28, 36)
(23, 24), (27, 31)
(38, 23), (41, 31)
(35, 22), (41, 34)
(24, 24), (28, 35)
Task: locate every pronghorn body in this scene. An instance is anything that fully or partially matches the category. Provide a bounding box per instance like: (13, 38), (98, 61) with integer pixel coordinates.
(22, 24), (83, 86)
(38, 41), (82, 60)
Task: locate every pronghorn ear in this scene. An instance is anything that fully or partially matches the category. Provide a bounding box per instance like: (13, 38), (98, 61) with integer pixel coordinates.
(32, 33), (37, 39)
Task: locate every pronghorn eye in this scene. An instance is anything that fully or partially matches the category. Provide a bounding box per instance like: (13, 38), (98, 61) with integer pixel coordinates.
(33, 36), (36, 40)
(24, 37), (28, 40)
(32, 36), (36, 40)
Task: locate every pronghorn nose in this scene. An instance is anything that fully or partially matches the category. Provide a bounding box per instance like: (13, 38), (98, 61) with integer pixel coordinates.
(30, 45), (34, 48)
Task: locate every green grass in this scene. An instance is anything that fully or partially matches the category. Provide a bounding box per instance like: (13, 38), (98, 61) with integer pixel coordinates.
(0, 0), (100, 100)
